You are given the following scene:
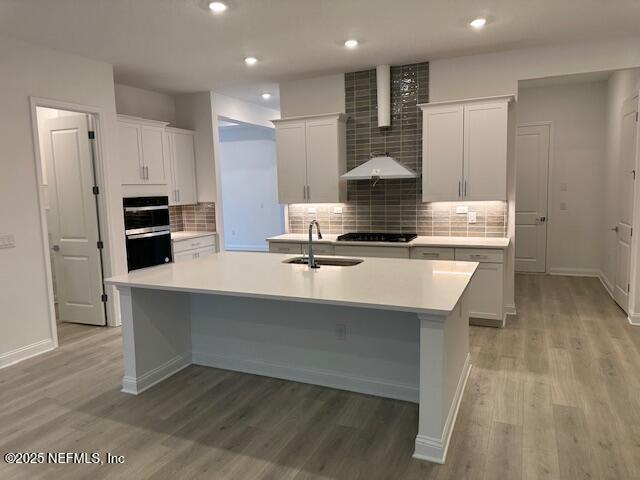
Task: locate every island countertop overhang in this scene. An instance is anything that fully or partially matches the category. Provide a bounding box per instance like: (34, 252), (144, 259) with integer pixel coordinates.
(105, 251), (478, 316)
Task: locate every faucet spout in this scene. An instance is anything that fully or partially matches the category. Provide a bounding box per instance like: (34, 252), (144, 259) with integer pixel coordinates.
(308, 220), (322, 269)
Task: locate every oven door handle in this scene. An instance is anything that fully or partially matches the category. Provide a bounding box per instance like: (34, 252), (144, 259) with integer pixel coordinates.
(127, 230), (171, 240)
(124, 205), (169, 212)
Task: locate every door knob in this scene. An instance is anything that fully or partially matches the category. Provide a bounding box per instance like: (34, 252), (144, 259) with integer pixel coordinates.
(52, 244), (60, 252)
(612, 226), (619, 233)
(536, 216), (546, 223)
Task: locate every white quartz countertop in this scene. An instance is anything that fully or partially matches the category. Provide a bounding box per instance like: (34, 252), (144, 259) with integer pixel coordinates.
(171, 231), (217, 242)
(267, 233), (509, 249)
(105, 251), (477, 316)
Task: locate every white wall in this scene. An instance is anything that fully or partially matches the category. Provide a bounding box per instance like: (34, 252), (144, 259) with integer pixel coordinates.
(0, 36), (125, 366)
(603, 69), (640, 297)
(518, 81), (608, 274)
(219, 126), (284, 251)
(114, 83), (176, 124)
(430, 37), (640, 102)
(174, 92), (217, 203)
(279, 74), (345, 117)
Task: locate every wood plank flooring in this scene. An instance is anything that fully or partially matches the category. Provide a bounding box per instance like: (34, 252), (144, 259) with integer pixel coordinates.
(1, 274), (639, 479)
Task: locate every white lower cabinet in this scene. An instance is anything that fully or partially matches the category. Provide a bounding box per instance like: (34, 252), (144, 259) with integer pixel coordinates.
(333, 245), (410, 258)
(454, 248), (504, 327)
(269, 242), (303, 254)
(172, 235), (217, 263)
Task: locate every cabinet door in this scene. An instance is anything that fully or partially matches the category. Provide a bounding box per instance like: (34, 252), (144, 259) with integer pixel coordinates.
(118, 122), (144, 185)
(466, 262), (504, 321)
(463, 101), (508, 200)
(306, 118), (340, 203)
(140, 126), (167, 185)
(196, 246), (216, 259)
(171, 132), (198, 204)
(174, 250), (196, 263)
(275, 122), (307, 204)
(422, 105), (464, 201)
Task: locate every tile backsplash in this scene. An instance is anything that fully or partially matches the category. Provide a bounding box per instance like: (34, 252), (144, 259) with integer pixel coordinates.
(286, 61), (507, 238)
(170, 203), (216, 232)
(288, 201), (507, 237)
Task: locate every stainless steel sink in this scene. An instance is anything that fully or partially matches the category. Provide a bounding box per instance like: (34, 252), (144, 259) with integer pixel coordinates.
(283, 256), (363, 267)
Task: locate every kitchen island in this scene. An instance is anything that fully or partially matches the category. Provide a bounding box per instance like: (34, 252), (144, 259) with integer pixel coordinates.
(105, 251), (477, 464)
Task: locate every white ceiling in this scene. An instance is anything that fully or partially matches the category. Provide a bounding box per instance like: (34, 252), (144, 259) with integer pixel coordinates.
(1, 0), (639, 97)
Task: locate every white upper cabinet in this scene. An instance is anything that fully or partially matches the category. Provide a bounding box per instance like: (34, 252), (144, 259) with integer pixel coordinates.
(422, 104), (464, 201)
(463, 101), (509, 200)
(419, 96), (512, 202)
(117, 115), (169, 186)
(166, 128), (198, 205)
(273, 113), (347, 204)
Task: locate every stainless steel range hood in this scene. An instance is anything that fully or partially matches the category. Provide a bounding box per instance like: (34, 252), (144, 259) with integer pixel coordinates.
(341, 155), (417, 181)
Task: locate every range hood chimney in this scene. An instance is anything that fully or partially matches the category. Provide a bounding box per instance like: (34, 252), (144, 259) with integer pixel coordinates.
(341, 65), (418, 184)
(376, 65), (391, 128)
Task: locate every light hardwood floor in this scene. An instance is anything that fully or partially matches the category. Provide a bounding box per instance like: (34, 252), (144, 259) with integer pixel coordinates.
(1, 275), (639, 479)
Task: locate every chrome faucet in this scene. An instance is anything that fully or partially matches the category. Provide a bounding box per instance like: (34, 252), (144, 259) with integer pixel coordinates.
(307, 220), (323, 268)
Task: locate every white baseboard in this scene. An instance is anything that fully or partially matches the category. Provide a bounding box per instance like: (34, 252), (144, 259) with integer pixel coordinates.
(504, 303), (516, 316)
(628, 311), (640, 326)
(192, 351), (419, 403)
(121, 353), (191, 395)
(0, 338), (56, 369)
(597, 272), (615, 299)
(548, 267), (601, 277)
(413, 353), (471, 464)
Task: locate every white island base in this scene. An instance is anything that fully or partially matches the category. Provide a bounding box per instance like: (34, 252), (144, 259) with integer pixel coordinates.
(115, 284), (470, 464)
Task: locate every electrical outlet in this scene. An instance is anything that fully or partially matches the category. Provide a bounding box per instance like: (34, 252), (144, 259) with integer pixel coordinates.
(333, 206), (343, 214)
(560, 202), (567, 211)
(307, 207), (317, 213)
(456, 205), (468, 214)
(0, 233), (15, 249)
(335, 324), (347, 341)
(468, 212), (477, 224)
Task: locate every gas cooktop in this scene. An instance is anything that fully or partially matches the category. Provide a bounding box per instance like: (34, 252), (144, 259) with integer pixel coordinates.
(336, 232), (417, 243)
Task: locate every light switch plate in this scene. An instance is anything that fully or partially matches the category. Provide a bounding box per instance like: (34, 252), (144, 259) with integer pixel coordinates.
(468, 212), (477, 224)
(307, 207), (317, 213)
(333, 206), (343, 214)
(456, 205), (468, 214)
(560, 202), (567, 211)
(0, 233), (15, 249)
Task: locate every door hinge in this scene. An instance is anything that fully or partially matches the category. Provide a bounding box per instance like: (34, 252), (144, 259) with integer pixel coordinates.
(92, 185), (99, 195)
(636, 112), (638, 122)
(628, 283), (631, 293)
(101, 293), (108, 303)
(88, 130), (95, 140)
(633, 170), (636, 181)
(97, 240), (104, 249)
(631, 227), (634, 237)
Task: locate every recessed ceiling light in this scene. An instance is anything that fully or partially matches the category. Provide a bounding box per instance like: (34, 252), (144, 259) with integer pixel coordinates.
(469, 17), (487, 29)
(208, 2), (227, 13)
(244, 56), (258, 65)
(344, 39), (359, 49)
(261, 93), (272, 100)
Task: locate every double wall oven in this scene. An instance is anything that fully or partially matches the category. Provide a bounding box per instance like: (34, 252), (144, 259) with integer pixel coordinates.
(123, 196), (172, 271)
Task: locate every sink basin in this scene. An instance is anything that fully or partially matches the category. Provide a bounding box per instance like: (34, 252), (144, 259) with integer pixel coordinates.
(284, 256), (363, 267)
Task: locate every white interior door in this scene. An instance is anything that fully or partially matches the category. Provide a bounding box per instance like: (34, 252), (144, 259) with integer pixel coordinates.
(613, 97), (638, 312)
(44, 114), (106, 326)
(515, 124), (550, 273)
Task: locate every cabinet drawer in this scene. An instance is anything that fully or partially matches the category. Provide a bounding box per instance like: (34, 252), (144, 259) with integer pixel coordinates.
(269, 242), (303, 254)
(334, 245), (409, 259)
(411, 247), (455, 260)
(302, 243), (334, 255)
(455, 248), (503, 263)
(173, 235), (216, 254)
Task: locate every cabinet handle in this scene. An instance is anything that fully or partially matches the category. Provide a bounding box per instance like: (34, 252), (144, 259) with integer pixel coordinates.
(422, 252), (440, 257)
(470, 254), (488, 260)
(140, 166), (145, 180)
(307, 185), (310, 200)
(458, 181), (461, 198)
(464, 181), (468, 197)
(303, 185), (306, 200)
(177, 189), (180, 202)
